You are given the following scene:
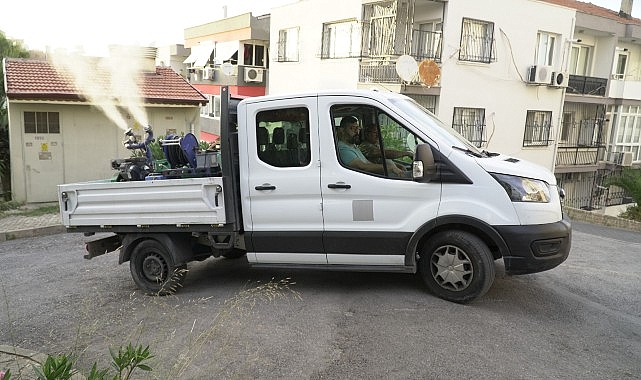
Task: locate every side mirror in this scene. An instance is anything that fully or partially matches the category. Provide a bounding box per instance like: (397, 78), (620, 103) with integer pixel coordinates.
(412, 144), (437, 182)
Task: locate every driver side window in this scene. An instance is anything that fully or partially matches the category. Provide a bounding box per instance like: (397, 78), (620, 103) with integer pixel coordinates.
(330, 104), (424, 179)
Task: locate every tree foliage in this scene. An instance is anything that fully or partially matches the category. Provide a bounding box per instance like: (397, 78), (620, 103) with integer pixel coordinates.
(1, 31), (30, 128)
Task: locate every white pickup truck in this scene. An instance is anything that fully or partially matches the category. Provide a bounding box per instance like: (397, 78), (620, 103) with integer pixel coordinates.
(58, 87), (571, 303)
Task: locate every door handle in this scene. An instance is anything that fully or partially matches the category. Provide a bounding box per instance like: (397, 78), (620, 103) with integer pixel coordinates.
(328, 183), (351, 189)
(255, 184), (276, 191)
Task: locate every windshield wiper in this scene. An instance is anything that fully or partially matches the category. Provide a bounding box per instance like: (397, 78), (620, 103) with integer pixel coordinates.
(481, 150), (500, 157)
(452, 145), (484, 158)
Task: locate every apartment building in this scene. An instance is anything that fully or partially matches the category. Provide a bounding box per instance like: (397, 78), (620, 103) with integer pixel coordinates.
(183, 12), (270, 138)
(268, 0), (575, 172)
(544, 0), (641, 209)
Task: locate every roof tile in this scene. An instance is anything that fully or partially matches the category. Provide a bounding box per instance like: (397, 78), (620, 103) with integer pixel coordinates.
(4, 58), (207, 105)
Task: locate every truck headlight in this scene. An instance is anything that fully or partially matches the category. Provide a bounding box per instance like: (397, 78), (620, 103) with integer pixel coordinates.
(491, 173), (551, 203)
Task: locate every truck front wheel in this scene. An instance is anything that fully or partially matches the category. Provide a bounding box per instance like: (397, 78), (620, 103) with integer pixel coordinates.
(130, 240), (187, 295)
(418, 230), (495, 303)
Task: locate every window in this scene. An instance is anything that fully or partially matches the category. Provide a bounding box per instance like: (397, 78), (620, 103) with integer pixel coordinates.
(24, 112), (59, 134)
(200, 95), (221, 118)
(330, 104), (424, 178)
(452, 107), (486, 147)
(613, 52), (628, 80)
(412, 21), (442, 60)
(536, 32), (557, 67)
(243, 43), (265, 67)
(256, 107), (310, 167)
(321, 20), (360, 59)
(569, 45), (591, 75)
(459, 18), (495, 63)
(523, 110), (552, 147)
(277, 27), (299, 62)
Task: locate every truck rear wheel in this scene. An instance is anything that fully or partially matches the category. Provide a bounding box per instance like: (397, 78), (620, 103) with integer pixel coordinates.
(130, 239), (187, 295)
(418, 230), (495, 303)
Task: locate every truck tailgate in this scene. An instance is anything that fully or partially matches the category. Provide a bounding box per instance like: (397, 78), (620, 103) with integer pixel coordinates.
(58, 177), (226, 227)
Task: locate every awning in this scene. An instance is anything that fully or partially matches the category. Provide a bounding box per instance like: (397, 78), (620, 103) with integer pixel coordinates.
(214, 41), (239, 65)
(183, 43), (215, 68)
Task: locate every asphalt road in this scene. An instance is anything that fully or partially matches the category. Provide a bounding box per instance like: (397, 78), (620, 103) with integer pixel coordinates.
(1, 221), (640, 379)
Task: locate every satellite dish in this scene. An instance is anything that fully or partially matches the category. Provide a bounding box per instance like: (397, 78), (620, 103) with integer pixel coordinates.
(221, 62), (234, 76)
(418, 59), (441, 87)
(395, 55), (418, 82)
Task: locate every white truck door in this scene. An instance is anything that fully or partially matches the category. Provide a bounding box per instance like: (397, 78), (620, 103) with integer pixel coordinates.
(242, 97), (325, 264)
(317, 96), (441, 266)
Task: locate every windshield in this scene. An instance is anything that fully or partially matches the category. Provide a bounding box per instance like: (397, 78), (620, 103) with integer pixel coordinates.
(389, 97), (483, 156)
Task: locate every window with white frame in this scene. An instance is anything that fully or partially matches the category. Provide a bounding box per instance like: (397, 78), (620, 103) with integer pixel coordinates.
(459, 18), (495, 63)
(452, 107), (486, 147)
(278, 27), (299, 62)
(201, 95), (221, 118)
(535, 31), (558, 67)
(243, 43), (266, 67)
(569, 45), (591, 75)
(523, 110), (552, 147)
(321, 20), (360, 59)
(613, 52), (628, 80)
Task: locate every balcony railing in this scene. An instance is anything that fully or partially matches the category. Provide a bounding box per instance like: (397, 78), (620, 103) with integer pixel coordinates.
(555, 146), (604, 166)
(567, 75), (608, 96)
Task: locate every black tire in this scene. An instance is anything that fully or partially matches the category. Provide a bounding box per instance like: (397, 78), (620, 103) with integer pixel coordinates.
(221, 248), (247, 259)
(418, 230), (495, 303)
(129, 240), (187, 295)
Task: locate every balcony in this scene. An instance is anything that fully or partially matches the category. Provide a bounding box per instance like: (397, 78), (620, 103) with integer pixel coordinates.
(359, 29), (442, 84)
(607, 78), (641, 99)
(566, 75), (608, 96)
(555, 116), (606, 170)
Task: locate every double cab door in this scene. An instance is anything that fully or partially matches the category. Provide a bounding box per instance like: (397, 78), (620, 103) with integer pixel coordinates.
(240, 95), (440, 266)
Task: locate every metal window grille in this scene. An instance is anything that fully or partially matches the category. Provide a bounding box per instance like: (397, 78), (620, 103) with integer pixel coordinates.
(321, 21), (361, 59)
(24, 111), (59, 134)
(277, 27), (299, 62)
(452, 107), (486, 147)
(459, 18), (495, 64)
(523, 110), (552, 147)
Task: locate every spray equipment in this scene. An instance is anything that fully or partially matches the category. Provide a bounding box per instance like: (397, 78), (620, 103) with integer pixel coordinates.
(111, 125), (156, 181)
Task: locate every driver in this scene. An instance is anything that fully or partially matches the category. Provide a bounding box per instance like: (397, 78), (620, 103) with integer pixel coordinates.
(336, 117), (403, 176)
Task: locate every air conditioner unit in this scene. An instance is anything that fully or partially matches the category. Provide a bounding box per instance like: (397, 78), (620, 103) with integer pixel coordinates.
(202, 68), (215, 80)
(550, 71), (569, 88)
(621, 152), (634, 166)
(527, 65), (553, 85)
(244, 67), (264, 83)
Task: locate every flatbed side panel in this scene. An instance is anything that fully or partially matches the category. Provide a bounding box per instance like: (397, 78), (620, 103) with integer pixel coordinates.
(58, 177), (226, 227)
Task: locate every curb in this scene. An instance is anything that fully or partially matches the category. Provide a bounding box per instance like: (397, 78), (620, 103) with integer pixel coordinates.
(0, 225), (66, 243)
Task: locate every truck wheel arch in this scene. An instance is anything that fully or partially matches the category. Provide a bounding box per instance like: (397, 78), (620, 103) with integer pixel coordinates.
(406, 215), (510, 268)
(118, 233), (193, 266)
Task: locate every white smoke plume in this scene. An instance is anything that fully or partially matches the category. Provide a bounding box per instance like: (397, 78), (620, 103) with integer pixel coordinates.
(50, 45), (150, 132)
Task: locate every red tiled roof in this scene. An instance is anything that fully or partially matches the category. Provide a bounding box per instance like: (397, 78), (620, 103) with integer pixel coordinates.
(3, 58), (208, 105)
(541, 0), (641, 24)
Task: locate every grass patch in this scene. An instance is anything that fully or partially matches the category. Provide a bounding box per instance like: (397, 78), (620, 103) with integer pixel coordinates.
(0, 202), (58, 219)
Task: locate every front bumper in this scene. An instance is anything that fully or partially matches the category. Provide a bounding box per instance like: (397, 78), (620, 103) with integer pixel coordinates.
(494, 217), (572, 275)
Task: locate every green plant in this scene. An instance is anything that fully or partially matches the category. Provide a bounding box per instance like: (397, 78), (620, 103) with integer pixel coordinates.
(30, 344), (153, 380)
(606, 168), (641, 222)
(33, 354), (77, 380)
(108, 344), (153, 380)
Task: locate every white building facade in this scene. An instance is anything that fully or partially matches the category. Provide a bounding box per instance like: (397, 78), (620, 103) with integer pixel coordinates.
(268, 0), (575, 171)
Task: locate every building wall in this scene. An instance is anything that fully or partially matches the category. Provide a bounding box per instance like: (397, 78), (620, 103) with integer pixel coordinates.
(8, 102), (200, 203)
(437, 0), (575, 170)
(267, 0), (363, 94)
